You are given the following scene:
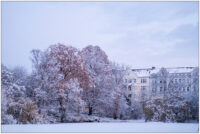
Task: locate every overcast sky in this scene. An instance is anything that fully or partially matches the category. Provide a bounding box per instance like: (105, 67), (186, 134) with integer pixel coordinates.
(2, 2), (199, 73)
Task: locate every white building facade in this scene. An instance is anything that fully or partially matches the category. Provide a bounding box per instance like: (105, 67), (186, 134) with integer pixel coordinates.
(124, 67), (198, 101)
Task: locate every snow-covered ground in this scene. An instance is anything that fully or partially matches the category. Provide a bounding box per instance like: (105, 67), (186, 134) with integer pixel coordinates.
(2, 120), (198, 133)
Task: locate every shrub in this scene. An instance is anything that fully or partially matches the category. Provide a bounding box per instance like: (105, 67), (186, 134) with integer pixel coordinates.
(143, 96), (192, 122)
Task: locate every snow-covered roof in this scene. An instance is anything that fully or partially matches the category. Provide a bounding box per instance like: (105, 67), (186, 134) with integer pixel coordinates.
(132, 68), (157, 77)
(132, 67), (195, 77)
(166, 67), (194, 74)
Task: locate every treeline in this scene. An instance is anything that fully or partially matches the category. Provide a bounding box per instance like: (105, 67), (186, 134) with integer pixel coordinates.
(1, 44), (199, 124)
(2, 44), (142, 124)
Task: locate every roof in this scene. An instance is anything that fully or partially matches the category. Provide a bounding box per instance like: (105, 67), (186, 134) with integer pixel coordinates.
(132, 69), (152, 77)
(167, 67), (194, 74)
(132, 67), (195, 77)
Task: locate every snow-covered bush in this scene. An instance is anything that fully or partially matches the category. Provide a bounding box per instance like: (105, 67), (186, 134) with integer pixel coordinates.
(143, 96), (192, 122)
(2, 65), (45, 124)
(7, 98), (46, 124)
(2, 114), (17, 124)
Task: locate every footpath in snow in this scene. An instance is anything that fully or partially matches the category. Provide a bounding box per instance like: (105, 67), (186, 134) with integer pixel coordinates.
(2, 120), (199, 133)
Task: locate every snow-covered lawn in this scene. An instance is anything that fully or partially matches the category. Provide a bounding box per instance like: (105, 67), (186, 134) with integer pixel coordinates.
(2, 120), (198, 133)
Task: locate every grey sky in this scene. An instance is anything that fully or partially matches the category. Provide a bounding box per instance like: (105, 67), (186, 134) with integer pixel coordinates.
(2, 2), (199, 73)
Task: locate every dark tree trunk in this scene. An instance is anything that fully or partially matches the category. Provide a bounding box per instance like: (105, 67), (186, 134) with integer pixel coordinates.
(113, 113), (117, 119)
(88, 106), (93, 115)
(59, 97), (66, 123)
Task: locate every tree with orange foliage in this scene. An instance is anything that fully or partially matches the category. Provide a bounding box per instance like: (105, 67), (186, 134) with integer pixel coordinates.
(30, 44), (92, 122)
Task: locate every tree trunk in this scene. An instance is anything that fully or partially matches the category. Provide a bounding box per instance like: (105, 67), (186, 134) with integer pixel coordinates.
(113, 112), (117, 119)
(59, 97), (66, 123)
(88, 106), (93, 115)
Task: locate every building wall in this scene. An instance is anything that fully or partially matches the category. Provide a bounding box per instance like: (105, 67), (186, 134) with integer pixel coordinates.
(150, 72), (194, 97)
(124, 69), (151, 100)
(124, 67), (198, 100)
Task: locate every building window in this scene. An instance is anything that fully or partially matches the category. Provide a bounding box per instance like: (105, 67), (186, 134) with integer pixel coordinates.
(128, 86), (131, 91)
(129, 80), (132, 83)
(141, 79), (147, 83)
(183, 88), (185, 92)
(152, 89), (155, 92)
(175, 79), (177, 83)
(125, 79), (127, 83)
(141, 86), (146, 90)
(160, 80), (162, 83)
(128, 94), (132, 98)
(160, 87), (162, 92)
(134, 79), (136, 83)
(182, 79), (185, 83)
(179, 79), (181, 83)
(187, 87), (189, 91)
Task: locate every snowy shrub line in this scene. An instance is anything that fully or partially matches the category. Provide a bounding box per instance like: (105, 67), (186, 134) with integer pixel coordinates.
(143, 95), (198, 123)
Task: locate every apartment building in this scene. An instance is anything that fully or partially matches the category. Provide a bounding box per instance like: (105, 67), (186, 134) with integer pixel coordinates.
(150, 67), (196, 97)
(124, 67), (198, 100)
(124, 67), (156, 100)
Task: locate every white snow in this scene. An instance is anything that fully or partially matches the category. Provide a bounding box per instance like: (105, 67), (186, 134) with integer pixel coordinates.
(2, 120), (198, 133)
(167, 67), (194, 74)
(132, 67), (194, 77)
(132, 69), (152, 77)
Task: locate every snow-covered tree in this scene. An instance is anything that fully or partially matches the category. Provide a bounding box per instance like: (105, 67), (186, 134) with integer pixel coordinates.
(11, 66), (27, 86)
(30, 44), (92, 122)
(2, 65), (45, 124)
(111, 63), (130, 119)
(81, 45), (115, 117)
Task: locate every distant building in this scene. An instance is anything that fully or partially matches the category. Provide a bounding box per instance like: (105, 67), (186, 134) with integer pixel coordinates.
(150, 67), (196, 97)
(124, 67), (155, 100)
(124, 67), (198, 101)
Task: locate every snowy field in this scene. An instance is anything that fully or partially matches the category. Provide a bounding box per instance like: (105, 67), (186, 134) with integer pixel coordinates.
(2, 120), (198, 133)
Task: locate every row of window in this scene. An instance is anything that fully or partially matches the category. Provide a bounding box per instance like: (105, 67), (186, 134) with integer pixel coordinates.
(152, 87), (190, 92)
(126, 78), (190, 84)
(170, 73), (191, 77)
(152, 79), (190, 84)
(127, 86), (146, 91)
(125, 78), (190, 84)
(125, 78), (147, 83)
(172, 78), (190, 84)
